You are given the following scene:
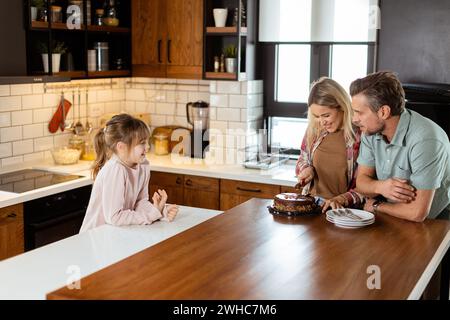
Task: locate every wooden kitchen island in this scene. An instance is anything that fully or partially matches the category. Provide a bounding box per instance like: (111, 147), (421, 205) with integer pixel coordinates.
(47, 199), (450, 300)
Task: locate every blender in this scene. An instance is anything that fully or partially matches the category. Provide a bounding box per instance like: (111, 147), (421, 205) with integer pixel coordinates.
(186, 101), (209, 158)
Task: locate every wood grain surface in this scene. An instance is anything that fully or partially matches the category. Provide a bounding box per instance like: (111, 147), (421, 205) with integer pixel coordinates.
(47, 199), (450, 300)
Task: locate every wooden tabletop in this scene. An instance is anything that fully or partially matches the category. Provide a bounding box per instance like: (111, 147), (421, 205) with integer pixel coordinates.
(47, 199), (450, 300)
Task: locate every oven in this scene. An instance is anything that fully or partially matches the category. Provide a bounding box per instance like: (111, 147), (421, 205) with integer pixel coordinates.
(402, 82), (450, 137)
(23, 185), (92, 251)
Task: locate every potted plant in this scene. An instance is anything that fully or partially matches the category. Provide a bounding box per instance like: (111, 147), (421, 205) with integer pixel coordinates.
(31, 0), (45, 21)
(38, 41), (67, 73)
(224, 45), (237, 73)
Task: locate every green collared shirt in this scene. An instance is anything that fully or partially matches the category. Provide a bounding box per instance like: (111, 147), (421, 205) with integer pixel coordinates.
(357, 109), (450, 218)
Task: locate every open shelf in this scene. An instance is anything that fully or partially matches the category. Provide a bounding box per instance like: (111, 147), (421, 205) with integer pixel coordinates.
(54, 71), (87, 78)
(87, 25), (131, 33)
(205, 72), (237, 80)
(31, 21), (85, 31)
(88, 70), (130, 78)
(206, 26), (247, 35)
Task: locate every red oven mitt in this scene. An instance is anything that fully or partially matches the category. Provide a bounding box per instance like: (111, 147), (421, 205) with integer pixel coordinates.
(48, 99), (72, 133)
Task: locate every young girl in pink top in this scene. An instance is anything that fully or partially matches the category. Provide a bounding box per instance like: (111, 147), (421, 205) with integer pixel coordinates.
(80, 114), (178, 232)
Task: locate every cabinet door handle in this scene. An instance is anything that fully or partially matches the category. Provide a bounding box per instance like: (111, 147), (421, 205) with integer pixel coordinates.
(237, 187), (262, 193)
(176, 177), (182, 185)
(185, 179), (193, 186)
(167, 39), (172, 63)
(157, 39), (162, 63)
(7, 213), (17, 218)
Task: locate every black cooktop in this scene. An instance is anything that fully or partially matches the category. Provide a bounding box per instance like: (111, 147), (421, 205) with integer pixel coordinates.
(0, 169), (83, 193)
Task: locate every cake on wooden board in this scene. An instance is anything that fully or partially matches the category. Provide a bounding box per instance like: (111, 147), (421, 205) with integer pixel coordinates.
(273, 193), (317, 213)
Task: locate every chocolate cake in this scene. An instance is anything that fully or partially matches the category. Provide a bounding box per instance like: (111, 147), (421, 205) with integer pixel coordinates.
(273, 193), (316, 213)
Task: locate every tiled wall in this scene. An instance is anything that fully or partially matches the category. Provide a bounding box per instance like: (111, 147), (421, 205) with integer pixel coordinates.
(0, 77), (263, 168)
(0, 78), (126, 168)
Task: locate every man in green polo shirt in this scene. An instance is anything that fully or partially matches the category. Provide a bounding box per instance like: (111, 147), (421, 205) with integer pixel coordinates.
(350, 71), (450, 222)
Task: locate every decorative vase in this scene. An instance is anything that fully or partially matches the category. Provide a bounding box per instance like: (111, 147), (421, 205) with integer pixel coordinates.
(31, 7), (38, 21)
(42, 53), (62, 73)
(213, 8), (227, 27)
(225, 58), (237, 73)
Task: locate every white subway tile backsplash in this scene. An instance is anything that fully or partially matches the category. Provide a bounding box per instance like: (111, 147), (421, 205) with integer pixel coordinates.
(104, 102), (121, 113)
(217, 81), (240, 94)
(229, 95), (247, 108)
(210, 94), (228, 108)
(24, 152), (44, 163)
(33, 108), (53, 123)
(10, 84), (32, 96)
(209, 81), (217, 94)
(13, 139), (34, 156)
(12, 110), (33, 126)
(188, 92), (210, 103)
(34, 136), (54, 152)
(0, 113), (10, 128)
(150, 115), (166, 127)
(2, 156), (23, 167)
(23, 123), (44, 139)
(177, 79), (199, 85)
(1, 126), (22, 143)
(0, 143), (12, 158)
(22, 94), (44, 109)
(88, 103), (105, 117)
(217, 108), (240, 122)
(135, 101), (155, 113)
(43, 94), (60, 107)
(126, 88), (146, 101)
(0, 96), (21, 112)
(32, 84), (44, 94)
(179, 85), (198, 92)
(112, 89), (125, 101)
(97, 89), (113, 102)
(0, 85), (10, 97)
(156, 103), (176, 115)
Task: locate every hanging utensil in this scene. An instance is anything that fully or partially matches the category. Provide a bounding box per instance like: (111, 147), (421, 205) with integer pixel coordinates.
(64, 90), (75, 132)
(74, 89), (84, 135)
(48, 91), (72, 134)
(85, 90), (93, 134)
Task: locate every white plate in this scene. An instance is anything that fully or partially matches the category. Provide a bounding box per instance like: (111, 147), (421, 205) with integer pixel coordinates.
(326, 209), (375, 222)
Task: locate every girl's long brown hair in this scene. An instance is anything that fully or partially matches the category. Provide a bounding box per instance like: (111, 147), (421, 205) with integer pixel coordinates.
(92, 113), (150, 179)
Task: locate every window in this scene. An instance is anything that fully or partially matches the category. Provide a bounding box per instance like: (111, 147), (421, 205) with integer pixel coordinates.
(260, 0), (380, 152)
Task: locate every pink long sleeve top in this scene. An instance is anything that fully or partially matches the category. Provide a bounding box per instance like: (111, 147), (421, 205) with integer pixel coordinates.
(79, 155), (165, 233)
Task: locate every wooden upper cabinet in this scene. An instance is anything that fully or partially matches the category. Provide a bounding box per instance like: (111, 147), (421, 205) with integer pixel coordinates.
(166, 0), (203, 79)
(0, 204), (24, 261)
(132, 0), (203, 79)
(132, 0), (167, 77)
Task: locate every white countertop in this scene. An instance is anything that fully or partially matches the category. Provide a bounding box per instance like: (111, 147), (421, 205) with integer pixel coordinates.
(0, 205), (222, 300)
(0, 153), (297, 209)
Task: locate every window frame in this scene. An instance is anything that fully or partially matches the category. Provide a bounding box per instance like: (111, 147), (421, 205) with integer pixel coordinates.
(262, 41), (377, 153)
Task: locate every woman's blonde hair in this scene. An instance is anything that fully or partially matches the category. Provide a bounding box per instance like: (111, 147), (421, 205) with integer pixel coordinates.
(306, 77), (355, 149)
(92, 113), (150, 178)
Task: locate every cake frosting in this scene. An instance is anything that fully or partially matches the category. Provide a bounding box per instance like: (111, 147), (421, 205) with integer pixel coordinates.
(273, 193), (316, 213)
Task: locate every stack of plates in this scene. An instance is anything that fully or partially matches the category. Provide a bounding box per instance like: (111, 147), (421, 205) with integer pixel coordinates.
(326, 208), (375, 229)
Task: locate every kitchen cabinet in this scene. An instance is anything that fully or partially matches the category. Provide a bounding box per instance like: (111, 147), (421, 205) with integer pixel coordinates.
(132, 0), (203, 79)
(183, 175), (220, 210)
(203, 0), (258, 81)
(25, 0), (132, 79)
(149, 171), (184, 206)
(0, 204), (24, 261)
(149, 172), (220, 210)
(220, 179), (280, 211)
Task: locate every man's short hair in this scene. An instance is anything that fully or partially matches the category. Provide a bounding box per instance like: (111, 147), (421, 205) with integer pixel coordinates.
(350, 71), (405, 116)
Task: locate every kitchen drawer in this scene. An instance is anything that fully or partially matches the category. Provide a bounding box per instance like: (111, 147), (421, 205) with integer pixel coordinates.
(220, 179), (280, 198)
(150, 171), (184, 187)
(280, 186), (299, 193)
(184, 175), (219, 192)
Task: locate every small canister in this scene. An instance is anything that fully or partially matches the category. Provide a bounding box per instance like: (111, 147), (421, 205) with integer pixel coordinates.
(153, 133), (170, 155)
(94, 42), (109, 71)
